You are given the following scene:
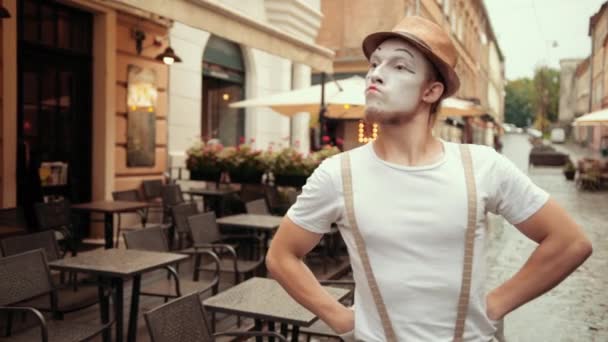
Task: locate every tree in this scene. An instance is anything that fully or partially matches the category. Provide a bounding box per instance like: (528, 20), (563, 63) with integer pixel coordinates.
(532, 66), (560, 132)
(504, 66), (560, 131)
(505, 78), (534, 127)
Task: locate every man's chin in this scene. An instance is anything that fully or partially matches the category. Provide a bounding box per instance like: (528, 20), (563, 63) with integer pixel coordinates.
(365, 107), (397, 123)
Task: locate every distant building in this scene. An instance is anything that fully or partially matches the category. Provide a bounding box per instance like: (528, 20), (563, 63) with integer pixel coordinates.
(559, 58), (584, 124)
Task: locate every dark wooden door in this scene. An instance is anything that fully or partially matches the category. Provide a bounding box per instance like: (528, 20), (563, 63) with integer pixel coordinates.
(17, 0), (93, 227)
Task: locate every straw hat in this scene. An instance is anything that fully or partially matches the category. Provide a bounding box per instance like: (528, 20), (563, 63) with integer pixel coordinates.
(362, 16), (460, 97)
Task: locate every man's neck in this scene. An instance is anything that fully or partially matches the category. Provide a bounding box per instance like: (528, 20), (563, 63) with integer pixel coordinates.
(372, 112), (443, 167)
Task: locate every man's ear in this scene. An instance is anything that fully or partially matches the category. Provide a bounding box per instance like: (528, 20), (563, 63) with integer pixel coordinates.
(422, 81), (444, 105)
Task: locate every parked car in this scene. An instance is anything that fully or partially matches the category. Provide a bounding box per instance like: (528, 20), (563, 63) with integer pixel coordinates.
(550, 128), (566, 144)
(526, 128), (543, 139)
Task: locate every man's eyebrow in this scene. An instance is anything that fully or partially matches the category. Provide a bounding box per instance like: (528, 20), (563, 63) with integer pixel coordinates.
(395, 48), (414, 58)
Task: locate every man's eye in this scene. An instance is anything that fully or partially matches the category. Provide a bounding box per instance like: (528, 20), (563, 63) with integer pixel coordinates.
(370, 62), (378, 68)
(396, 65), (405, 70)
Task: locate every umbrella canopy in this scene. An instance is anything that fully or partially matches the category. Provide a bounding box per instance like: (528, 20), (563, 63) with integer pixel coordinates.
(573, 108), (608, 126)
(229, 76), (365, 119)
(438, 97), (486, 117)
(229, 75), (485, 119)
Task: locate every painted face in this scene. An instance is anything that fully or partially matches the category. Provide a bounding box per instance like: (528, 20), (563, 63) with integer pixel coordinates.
(364, 38), (432, 123)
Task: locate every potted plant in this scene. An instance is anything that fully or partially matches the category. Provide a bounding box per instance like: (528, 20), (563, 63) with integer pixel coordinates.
(221, 141), (271, 184)
(186, 140), (224, 182)
(563, 159), (576, 181)
(271, 147), (318, 187)
(271, 144), (341, 187)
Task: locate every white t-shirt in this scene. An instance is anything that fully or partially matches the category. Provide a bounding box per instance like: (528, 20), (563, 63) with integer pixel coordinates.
(287, 141), (549, 341)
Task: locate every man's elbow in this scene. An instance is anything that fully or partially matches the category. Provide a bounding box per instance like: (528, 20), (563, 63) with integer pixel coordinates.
(569, 234), (593, 263)
(266, 248), (287, 279)
(265, 249), (279, 277)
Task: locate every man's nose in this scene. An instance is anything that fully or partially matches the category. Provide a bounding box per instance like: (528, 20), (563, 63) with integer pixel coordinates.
(368, 67), (384, 85)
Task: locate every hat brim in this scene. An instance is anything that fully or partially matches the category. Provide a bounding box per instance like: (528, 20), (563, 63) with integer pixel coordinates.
(362, 31), (460, 98)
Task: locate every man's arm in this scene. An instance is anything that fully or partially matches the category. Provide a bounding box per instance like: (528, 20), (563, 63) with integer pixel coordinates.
(487, 198), (592, 320)
(266, 216), (354, 333)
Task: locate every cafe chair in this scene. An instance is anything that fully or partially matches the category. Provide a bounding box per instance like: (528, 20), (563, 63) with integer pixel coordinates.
(0, 249), (112, 342)
(245, 198), (271, 215)
(145, 292), (287, 342)
(171, 202), (199, 250)
(186, 212), (264, 285)
(0, 231), (102, 320)
(34, 200), (77, 257)
(123, 227), (221, 300)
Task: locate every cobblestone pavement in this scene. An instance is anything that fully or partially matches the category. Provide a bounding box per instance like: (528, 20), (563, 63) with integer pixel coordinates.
(485, 134), (608, 342)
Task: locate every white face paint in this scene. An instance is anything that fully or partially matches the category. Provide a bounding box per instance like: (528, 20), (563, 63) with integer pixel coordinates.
(364, 38), (431, 123)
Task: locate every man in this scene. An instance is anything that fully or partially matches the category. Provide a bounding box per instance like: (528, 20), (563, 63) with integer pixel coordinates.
(266, 16), (592, 341)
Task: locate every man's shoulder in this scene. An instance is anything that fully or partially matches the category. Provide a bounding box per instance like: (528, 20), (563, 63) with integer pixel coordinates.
(319, 144), (370, 174)
(454, 142), (502, 163)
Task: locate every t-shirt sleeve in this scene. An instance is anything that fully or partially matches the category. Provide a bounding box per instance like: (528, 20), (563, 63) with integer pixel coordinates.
(286, 159), (341, 234)
(487, 152), (550, 225)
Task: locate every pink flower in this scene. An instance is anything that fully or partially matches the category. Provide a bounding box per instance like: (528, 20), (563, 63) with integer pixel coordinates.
(239, 136), (245, 144)
(322, 135), (330, 143)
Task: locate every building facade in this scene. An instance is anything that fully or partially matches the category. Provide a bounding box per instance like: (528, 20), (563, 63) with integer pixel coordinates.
(559, 58), (584, 124)
(314, 0), (505, 148)
(0, 0), (332, 238)
(571, 2), (608, 150)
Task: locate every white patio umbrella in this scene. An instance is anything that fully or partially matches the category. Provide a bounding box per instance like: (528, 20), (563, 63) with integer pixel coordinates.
(229, 75), (485, 119)
(229, 75), (366, 120)
(438, 97), (486, 117)
(573, 108), (608, 126)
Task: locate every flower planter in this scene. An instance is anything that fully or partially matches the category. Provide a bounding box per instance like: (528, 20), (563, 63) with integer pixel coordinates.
(190, 169), (222, 182)
(274, 174), (309, 188)
(229, 170), (265, 184)
(563, 170), (575, 181)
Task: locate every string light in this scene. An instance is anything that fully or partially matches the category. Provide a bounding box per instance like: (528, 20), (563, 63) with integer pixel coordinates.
(358, 121), (380, 143)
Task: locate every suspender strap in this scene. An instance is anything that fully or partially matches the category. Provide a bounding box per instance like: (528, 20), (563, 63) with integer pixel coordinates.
(339, 144), (478, 342)
(341, 153), (398, 342)
(453, 144), (478, 341)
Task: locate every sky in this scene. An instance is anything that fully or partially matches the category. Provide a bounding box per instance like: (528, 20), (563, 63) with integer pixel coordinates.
(485, 0), (607, 80)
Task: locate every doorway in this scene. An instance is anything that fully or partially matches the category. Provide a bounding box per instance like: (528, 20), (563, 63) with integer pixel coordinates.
(17, 0), (93, 223)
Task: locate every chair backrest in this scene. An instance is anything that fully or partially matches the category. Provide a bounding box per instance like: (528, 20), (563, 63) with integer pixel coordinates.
(34, 200), (71, 231)
(0, 249), (54, 306)
(187, 212), (222, 245)
(124, 227), (169, 252)
(1, 230), (61, 261)
(171, 202), (199, 234)
(145, 293), (213, 342)
(245, 199), (269, 215)
(161, 184), (184, 208)
(142, 179), (163, 200)
(112, 189), (142, 202)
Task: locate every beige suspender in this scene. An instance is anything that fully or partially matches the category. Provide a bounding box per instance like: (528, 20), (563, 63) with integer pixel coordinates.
(340, 144), (477, 342)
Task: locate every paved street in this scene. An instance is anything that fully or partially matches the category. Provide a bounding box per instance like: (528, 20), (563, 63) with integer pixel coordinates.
(485, 134), (608, 341)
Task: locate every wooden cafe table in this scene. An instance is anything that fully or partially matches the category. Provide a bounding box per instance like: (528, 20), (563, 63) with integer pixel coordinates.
(71, 201), (151, 249)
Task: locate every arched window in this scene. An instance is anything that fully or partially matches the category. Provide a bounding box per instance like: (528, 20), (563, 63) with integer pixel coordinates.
(202, 35), (245, 146)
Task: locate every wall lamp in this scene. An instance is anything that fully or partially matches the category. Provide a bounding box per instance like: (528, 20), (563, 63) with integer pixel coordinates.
(132, 28), (182, 65)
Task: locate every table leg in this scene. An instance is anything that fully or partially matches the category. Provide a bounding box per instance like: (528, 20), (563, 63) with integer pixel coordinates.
(268, 321), (276, 342)
(280, 324), (289, 339)
(291, 325), (300, 342)
(127, 274), (142, 342)
(104, 212), (114, 249)
(254, 319), (263, 342)
(98, 277), (111, 342)
(113, 277), (124, 342)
